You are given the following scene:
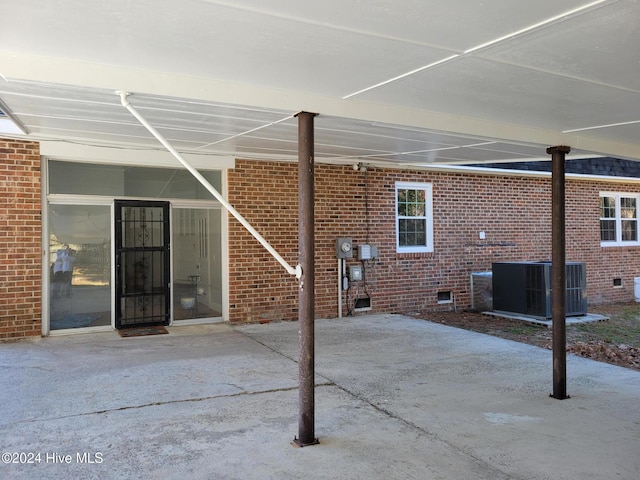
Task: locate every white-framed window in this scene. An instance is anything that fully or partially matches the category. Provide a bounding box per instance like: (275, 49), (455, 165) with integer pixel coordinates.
(600, 192), (640, 246)
(395, 181), (434, 253)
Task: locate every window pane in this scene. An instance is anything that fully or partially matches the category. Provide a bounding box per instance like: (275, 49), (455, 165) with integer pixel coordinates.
(600, 196), (616, 218)
(173, 208), (223, 321)
(398, 219), (407, 245)
(620, 197), (636, 209)
(399, 218), (426, 246)
(600, 219), (616, 241)
(397, 188), (427, 218)
(622, 220), (637, 241)
(397, 189), (408, 215)
(396, 183), (432, 252)
(49, 160), (221, 199)
(621, 197), (637, 220)
(49, 205), (111, 330)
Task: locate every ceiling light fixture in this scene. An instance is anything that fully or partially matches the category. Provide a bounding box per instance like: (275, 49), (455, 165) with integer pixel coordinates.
(342, 0), (608, 100)
(353, 162), (368, 172)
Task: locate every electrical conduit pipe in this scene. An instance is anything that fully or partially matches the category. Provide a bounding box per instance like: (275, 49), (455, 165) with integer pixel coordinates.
(117, 91), (302, 279)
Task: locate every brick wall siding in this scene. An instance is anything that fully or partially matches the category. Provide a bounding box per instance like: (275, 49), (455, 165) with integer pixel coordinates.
(0, 138), (42, 340)
(228, 159), (640, 323)
(2, 147), (635, 335)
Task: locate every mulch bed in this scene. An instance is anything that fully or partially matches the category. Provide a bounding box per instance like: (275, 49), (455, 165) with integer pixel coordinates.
(417, 308), (640, 371)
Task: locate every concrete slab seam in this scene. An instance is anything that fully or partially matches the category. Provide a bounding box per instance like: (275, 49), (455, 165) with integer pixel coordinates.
(10, 384), (333, 426)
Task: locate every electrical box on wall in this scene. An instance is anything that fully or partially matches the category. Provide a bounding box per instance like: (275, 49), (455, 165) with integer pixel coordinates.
(336, 238), (353, 259)
(349, 265), (363, 282)
(357, 244), (378, 260)
(358, 244), (372, 260)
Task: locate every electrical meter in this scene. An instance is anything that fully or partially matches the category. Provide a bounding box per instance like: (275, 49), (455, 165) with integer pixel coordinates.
(336, 238), (353, 259)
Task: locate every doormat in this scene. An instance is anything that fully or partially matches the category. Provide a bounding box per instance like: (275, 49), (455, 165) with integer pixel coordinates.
(118, 326), (169, 338)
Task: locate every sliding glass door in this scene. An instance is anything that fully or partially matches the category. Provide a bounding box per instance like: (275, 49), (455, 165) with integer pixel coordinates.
(48, 204), (111, 330)
(172, 208), (223, 321)
(46, 160), (226, 331)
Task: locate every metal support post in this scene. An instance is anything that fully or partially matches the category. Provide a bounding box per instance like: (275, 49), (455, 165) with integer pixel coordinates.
(293, 111), (319, 447)
(548, 145), (571, 400)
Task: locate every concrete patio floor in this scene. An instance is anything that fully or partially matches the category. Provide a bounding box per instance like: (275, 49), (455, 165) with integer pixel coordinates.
(1, 314), (639, 479)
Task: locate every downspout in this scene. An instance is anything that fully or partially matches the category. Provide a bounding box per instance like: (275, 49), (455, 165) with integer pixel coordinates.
(117, 91), (302, 279)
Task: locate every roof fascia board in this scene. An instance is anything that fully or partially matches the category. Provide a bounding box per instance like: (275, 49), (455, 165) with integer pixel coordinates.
(415, 163), (640, 184)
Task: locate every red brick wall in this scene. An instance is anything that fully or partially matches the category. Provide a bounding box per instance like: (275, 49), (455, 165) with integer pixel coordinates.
(227, 161), (299, 323)
(228, 159), (640, 323)
(0, 138), (42, 340)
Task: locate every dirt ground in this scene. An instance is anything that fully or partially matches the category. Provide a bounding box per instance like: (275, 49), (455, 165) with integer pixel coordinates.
(416, 302), (640, 371)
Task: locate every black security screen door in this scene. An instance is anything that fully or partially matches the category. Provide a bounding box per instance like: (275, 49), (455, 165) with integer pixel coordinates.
(115, 201), (170, 329)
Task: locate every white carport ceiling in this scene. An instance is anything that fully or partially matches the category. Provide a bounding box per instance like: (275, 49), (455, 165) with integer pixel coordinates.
(1, 0), (639, 166)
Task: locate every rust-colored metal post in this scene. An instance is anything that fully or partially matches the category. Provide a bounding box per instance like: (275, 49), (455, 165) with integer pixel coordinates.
(293, 111), (319, 446)
(548, 145), (571, 400)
